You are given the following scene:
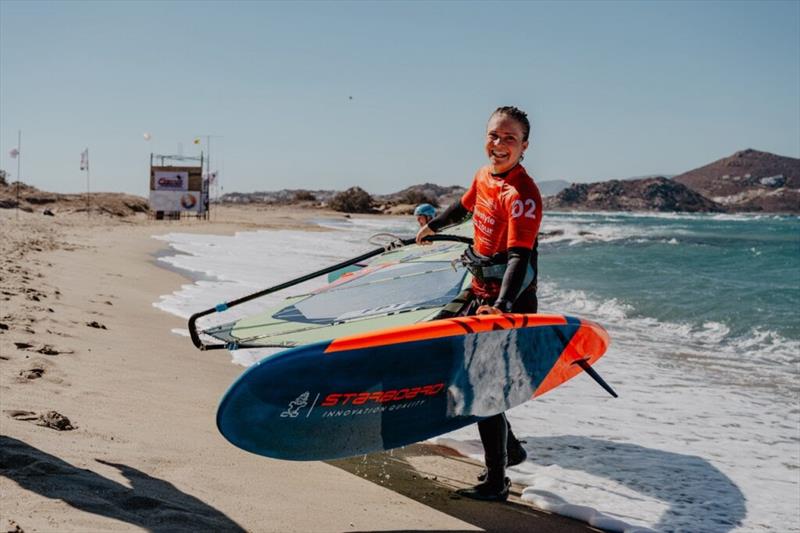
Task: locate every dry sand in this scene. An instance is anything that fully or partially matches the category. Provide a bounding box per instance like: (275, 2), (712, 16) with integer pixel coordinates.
(0, 205), (599, 532)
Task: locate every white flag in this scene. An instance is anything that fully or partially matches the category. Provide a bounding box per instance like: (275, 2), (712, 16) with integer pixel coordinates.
(9, 147), (19, 158)
(80, 148), (88, 171)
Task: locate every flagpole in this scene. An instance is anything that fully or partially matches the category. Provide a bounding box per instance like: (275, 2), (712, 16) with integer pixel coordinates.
(86, 148), (90, 218)
(194, 134), (219, 220)
(15, 130), (21, 220)
(207, 136), (212, 220)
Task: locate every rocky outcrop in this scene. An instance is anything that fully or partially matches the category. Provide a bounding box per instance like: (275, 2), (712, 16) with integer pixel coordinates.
(672, 149), (799, 212)
(0, 181), (148, 216)
(546, 177), (724, 212)
(329, 186), (376, 214)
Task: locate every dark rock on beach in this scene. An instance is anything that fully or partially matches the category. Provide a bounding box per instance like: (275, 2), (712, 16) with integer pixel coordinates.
(19, 368), (45, 380)
(36, 411), (75, 431)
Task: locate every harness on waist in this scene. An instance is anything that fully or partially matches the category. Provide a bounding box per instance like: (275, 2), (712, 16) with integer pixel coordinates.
(454, 246), (535, 297)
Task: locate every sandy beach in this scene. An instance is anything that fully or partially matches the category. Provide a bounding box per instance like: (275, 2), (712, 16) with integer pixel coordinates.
(0, 206), (597, 533)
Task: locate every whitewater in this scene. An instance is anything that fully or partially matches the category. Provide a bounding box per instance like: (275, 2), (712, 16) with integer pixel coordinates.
(153, 211), (800, 532)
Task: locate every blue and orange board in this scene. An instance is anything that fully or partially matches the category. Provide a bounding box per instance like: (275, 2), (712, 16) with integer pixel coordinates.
(217, 313), (610, 461)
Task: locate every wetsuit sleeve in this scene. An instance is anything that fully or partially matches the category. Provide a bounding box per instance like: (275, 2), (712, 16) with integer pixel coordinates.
(493, 247), (531, 312)
(428, 200), (469, 232)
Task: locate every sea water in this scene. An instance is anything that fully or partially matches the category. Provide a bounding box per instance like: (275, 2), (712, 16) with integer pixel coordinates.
(154, 212), (800, 533)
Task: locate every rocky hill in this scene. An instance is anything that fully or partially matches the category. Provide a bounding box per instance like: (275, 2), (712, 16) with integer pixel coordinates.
(546, 176), (724, 212)
(672, 149), (799, 212)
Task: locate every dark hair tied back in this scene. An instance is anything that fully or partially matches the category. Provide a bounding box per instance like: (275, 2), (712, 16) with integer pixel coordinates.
(492, 106), (531, 142)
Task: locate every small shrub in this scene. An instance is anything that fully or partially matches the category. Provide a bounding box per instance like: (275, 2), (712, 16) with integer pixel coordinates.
(293, 190), (317, 202)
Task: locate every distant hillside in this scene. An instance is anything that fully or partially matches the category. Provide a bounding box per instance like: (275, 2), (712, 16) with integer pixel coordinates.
(546, 177), (724, 212)
(220, 189), (337, 204)
(217, 149), (799, 214)
(537, 179), (570, 197)
(220, 183), (468, 214)
(672, 149), (799, 212)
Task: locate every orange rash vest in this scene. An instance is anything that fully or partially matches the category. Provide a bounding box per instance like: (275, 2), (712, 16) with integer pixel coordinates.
(460, 164), (543, 298)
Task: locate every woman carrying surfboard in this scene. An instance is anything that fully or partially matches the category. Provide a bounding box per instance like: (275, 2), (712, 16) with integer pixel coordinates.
(416, 106), (542, 502)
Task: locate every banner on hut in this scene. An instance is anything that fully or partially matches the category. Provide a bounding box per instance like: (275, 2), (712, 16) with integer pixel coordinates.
(149, 190), (202, 212)
(154, 171), (189, 191)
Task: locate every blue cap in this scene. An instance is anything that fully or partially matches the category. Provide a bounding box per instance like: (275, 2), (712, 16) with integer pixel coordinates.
(414, 203), (436, 218)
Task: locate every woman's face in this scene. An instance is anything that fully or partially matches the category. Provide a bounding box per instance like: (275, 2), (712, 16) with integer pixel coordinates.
(485, 114), (528, 174)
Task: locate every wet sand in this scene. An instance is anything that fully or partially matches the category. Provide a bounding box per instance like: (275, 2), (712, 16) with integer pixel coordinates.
(0, 206), (598, 532)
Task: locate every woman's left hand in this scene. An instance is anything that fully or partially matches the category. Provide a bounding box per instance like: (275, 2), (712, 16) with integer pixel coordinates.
(415, 224), (435, 245)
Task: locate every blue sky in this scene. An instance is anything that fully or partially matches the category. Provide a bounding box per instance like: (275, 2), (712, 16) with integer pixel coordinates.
(1, 0), (798, 195)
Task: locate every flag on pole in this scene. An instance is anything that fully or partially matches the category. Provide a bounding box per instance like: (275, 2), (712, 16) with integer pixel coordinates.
(80, 148), (89, 171)
(9, 148), (19, 158)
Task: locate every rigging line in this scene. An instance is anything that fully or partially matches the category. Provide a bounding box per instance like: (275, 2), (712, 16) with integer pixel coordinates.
(367, 232), (405, 248)
(393, 244), (464, 262)
(326, 266), (460, 291)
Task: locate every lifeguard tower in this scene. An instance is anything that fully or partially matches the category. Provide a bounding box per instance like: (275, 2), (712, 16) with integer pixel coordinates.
(148, 153), (208, 220)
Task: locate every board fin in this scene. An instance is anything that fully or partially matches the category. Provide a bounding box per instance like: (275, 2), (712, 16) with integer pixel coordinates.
(573, 358), (618, 398)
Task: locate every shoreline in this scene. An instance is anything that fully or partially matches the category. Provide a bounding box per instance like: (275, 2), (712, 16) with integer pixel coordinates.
(151, 247), (219, 286)
(0, 207), (596, 533)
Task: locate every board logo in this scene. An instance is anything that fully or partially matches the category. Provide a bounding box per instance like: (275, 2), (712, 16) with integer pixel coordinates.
(280, 391), (310, 418)
(320, 383), (444, 407)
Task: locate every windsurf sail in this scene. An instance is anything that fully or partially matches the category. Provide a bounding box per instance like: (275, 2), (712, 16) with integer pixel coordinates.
(187, 218), (617, 399)
(189, 221), (475, 350)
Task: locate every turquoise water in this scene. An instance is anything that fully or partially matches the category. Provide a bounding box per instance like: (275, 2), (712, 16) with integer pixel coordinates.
(539, 212), (800, 358)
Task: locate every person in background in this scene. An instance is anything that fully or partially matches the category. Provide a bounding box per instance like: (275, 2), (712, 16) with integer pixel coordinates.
(416, 105), (540, 502)
(414, 203), (436, 227)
